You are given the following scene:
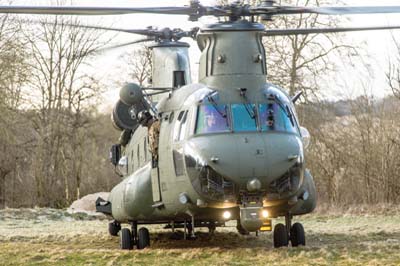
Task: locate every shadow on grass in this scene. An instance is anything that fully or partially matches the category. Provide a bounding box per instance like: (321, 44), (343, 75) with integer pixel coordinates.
(3, 226), (400, 252)
(127, 230), (400, 250)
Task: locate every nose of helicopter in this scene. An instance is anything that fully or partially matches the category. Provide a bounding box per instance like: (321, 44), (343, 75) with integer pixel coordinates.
(185, 132), (303, 189)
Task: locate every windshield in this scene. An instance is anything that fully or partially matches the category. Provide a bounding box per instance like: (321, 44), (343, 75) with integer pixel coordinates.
(232, 104), (257, 132)
(195, 104), (230, 134)
(259, 103), (298, 134)
(194, 102), (299, 135)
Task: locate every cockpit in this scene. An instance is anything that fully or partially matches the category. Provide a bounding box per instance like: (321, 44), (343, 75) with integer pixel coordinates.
(194, 90), (299, 135)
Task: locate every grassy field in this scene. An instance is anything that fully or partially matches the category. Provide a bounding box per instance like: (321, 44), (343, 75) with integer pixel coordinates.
(1, 209), (400, 266)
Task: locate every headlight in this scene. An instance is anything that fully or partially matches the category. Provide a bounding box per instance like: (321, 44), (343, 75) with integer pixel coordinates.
(261, 210), (269, 218)
(117, 156), (128, 176)
(300, 127), (310, 149)
(223, 211), (231, 220)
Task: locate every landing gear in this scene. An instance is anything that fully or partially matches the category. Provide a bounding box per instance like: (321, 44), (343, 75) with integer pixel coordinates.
(119, 222), (151, 250)
(290, 222), (305, 246)
(208, 224), (216, 235)
(184, 221), (196, 240)
(273, 214), (306, 248)
(137, 227), (150, 249)
(236, 220), (250, 235)
(109, 221), (121, 236)
(120, 228), (133, 250)
(273, 223), (288, 248)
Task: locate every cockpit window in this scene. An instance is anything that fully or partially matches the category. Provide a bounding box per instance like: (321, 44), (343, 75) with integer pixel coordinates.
(232, 104), (257, 132)
(174, 110), (188, 142)
(259, 103), (298, 134)
(195, 104), (230, 134)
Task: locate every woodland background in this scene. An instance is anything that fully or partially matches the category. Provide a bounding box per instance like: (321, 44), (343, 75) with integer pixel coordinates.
(1, 0), (400, 209)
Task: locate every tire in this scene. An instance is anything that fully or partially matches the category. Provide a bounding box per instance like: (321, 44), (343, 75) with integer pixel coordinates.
(208, 224), (216, 235)
(137, 227), (150, 250)
(120, 228), (133, 250)
(273, 223), (288, 248)
(236, 220), (250, 235)
(290, 222), (305, 247)
(109, 222), (121, 236)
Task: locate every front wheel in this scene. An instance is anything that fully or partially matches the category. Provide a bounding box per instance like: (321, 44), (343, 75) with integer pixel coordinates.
(273, 223), (288, 248)
(290, 222), (305, 247)
(236, 220), (250, 235)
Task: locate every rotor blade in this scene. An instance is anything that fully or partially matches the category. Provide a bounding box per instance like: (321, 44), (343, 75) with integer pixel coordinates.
(3, 4), (400, 19)
(253, 6), (400, 16)
(96, 38), (154, 54)
(0, 6), (193, 16)
(264, 25), (400, 36)
(17, 18), (152, 35)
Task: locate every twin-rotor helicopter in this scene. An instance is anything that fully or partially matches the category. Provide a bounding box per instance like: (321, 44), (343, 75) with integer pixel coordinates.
(3, 0), (400, 250)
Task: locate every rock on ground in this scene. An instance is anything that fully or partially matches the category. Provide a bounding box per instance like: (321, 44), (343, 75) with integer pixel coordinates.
(67, 192), (109, 215)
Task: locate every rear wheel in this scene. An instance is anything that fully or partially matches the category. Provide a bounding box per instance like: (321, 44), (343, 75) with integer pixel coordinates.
(290, 222), (305, 247)
(109, 221), (121, 236)
(137, 227), (150, 249)
(273, 223), (288, 248)
(120, 228), (133, 250)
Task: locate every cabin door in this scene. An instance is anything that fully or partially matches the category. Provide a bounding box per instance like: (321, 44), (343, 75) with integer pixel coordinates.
(154, 111), (175, 204)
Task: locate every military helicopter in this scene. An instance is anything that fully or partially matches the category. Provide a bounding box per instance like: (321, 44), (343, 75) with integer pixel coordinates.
(3, 0), (400, 250)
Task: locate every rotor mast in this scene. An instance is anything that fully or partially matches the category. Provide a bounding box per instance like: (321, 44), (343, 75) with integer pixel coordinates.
(197, 20), (267, 92)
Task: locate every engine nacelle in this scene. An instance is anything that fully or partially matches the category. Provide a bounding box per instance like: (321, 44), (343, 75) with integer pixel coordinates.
(119, 83), (143, 106)
(111, 100), (139, 131)
(111, 83), (148, 131)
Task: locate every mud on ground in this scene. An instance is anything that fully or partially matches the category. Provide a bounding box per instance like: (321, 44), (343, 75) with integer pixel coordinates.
(1, 208), (400, 266)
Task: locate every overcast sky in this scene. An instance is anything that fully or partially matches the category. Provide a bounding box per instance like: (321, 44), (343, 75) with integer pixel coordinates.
(12, 0), (400, 107)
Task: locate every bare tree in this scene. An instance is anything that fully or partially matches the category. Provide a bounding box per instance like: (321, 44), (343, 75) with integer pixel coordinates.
(23, 16), (104, 206)
(121, 45), (152, 86)
(0, 14), (30, 208)
(387, 35), (400, 100)
(263, 0), (357, 100)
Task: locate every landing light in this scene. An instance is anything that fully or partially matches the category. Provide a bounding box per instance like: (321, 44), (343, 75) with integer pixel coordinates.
(223, 211), (231, 220)
(261, 210), (269, 218)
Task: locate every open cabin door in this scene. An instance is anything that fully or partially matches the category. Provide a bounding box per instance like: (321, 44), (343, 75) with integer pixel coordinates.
(151, 167), (162, 203)
(150, 112), (175, 206)
(149, 118), (163, 206)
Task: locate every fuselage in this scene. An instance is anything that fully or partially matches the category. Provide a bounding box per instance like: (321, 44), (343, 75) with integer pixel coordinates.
(109, 82), (316, 225)
(109, 20), (316, 230)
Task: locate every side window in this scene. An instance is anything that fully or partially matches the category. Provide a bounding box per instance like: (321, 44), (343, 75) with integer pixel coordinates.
(173, 110), (188, 142)
(137, 145), (140, 167)
(131, 149), (134, 171)
(143, 137), (147, 162)
(169, 112), (175, 123)
(178, 111), (188, 141)
(173, 149), (185, 176)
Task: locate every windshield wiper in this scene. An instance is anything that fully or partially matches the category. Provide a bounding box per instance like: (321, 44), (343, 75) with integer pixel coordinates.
(243, 103), (256, 120)
(204, 91), (229, 123)
(207, 95), (227, 119)
(239, 90), (256, 120)
(268, 94), (295, 127)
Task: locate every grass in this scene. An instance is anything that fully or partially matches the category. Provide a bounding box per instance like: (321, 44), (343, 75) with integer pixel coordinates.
(1, 210), (400, 266)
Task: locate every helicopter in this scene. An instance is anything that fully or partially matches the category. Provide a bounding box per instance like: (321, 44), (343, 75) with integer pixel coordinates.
(2, 0), (400, 250)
